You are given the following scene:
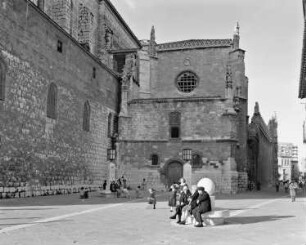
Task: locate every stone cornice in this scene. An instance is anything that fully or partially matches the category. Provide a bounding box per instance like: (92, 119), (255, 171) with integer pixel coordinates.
(118, 138), (238, 143)
(128, 96), (226, 105)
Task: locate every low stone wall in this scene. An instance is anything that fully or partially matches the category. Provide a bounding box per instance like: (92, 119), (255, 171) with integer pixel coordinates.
(0, 185), (100, 199)
(238, 171), (248, 192)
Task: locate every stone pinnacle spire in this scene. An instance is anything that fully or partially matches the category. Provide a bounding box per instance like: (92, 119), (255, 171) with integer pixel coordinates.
(233, 22), (240, 50)
(149, 25), (157, 57)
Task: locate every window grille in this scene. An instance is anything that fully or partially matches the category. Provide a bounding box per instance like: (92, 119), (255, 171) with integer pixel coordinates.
(176, 71), (198, 93)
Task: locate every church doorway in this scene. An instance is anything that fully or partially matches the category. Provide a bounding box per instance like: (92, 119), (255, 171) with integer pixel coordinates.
(167, 161), (183, 187)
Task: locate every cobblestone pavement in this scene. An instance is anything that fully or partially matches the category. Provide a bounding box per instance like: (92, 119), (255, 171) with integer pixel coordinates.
(0, 189), (305, 245)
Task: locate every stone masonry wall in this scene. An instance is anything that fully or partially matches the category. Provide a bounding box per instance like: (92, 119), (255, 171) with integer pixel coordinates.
(0, 0), (119, 197)
(151, 48), (231, 99)
(121, 100), (233, 141)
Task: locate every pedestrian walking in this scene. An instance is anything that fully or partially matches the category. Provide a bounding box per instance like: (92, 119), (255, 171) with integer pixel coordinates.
(148, 188), (156, 209)
(289, 180), (298, 202)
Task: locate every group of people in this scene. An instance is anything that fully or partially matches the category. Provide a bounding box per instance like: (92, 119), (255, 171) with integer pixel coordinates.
(109, 176), (129, 198)
(168, 178), (211, 228)
(275, 179), (304, 202)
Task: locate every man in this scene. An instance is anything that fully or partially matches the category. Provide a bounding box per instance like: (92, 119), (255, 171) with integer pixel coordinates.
(169, 185), (191, 223)
(192, 186), (211, 227)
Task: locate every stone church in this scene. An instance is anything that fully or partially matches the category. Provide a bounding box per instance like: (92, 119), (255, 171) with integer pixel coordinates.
(0, 0), (255, 196)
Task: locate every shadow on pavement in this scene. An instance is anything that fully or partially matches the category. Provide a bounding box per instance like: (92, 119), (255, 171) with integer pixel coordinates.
(226, 215), (294, 225)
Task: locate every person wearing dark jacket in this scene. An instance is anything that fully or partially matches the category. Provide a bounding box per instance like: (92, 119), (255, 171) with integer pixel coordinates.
(169, 185), (191, 223)
(178, 185), (199, 225)
(192, 186), (211, 227)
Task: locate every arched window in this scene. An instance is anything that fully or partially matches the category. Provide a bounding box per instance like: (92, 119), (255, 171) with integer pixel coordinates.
(169, 111), (181, 139)
(46, 83), (57, 119)
(151, 154), (159, 166)
(107, 113), (113, 137)
(191, 153), (202, 168)
(0, 57), (6, 101)
(83, 100), (90, 132)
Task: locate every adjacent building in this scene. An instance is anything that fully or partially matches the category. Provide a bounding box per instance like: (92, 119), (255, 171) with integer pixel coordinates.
(0, 0), (139, 195)
(247, 103), (278, 187)
(278, 143), (299, 181)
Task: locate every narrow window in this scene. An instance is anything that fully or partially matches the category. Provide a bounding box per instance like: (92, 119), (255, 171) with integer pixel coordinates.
(169, 111), (181, 139)
(57, 40), (63, 53)
(92, 67), (96, 79)
(46, 83), (57, 119)
(83, 100), (90, 132)
(0, 58), (6, 101)
(113, 114), (118, 135)
(151, 154), (159, 166)
(107, 113), (113, 137)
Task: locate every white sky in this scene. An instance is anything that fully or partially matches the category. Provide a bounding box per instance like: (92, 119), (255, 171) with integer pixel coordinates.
(111, 0), (306, 160)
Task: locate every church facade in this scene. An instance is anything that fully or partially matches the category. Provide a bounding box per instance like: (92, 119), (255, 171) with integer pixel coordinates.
(0, 0), (251, 196)
(118, 27), (249, 193)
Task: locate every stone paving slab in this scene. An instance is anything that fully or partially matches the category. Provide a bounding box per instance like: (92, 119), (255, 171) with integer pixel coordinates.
(0, 190), (305, 245)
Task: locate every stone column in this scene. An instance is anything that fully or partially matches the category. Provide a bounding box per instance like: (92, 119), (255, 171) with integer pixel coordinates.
(183, 161), (192, 187)
(108, 162), (116, 184)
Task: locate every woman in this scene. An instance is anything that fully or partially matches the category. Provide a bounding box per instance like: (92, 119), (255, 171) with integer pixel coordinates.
(289, 180), (298, 202)
(168, 184), (178, 212)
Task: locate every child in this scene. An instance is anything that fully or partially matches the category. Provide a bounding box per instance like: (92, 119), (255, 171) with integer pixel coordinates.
(148, 188), (157, 209)
(135, 185), (141, 198)
(168, 184), (177, 212)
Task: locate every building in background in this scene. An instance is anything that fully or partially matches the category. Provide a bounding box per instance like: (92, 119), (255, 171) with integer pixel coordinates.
(247, 103), (278, 188)
(278, 143), (299, 181)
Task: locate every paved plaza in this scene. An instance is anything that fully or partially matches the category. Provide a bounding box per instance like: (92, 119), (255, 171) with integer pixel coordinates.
(0, 189), (305, 245)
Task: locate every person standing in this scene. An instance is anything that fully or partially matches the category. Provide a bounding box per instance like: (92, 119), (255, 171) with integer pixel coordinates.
(192, 186), (212, 227)
(275, 180), (280, 192)
(289, 180), (298, 202)
(102, 180), (107, 190)
(141, 178), (147, 191)
(284, 181), (289, 193)
(168, 184), (178, 212)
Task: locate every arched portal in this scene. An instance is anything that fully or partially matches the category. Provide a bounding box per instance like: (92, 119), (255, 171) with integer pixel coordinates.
(167, 161), (183, 187)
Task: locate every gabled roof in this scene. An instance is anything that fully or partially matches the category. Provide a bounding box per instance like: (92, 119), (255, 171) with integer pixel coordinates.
(101, 0), (142, 49)
(157, 39), (232, 52)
